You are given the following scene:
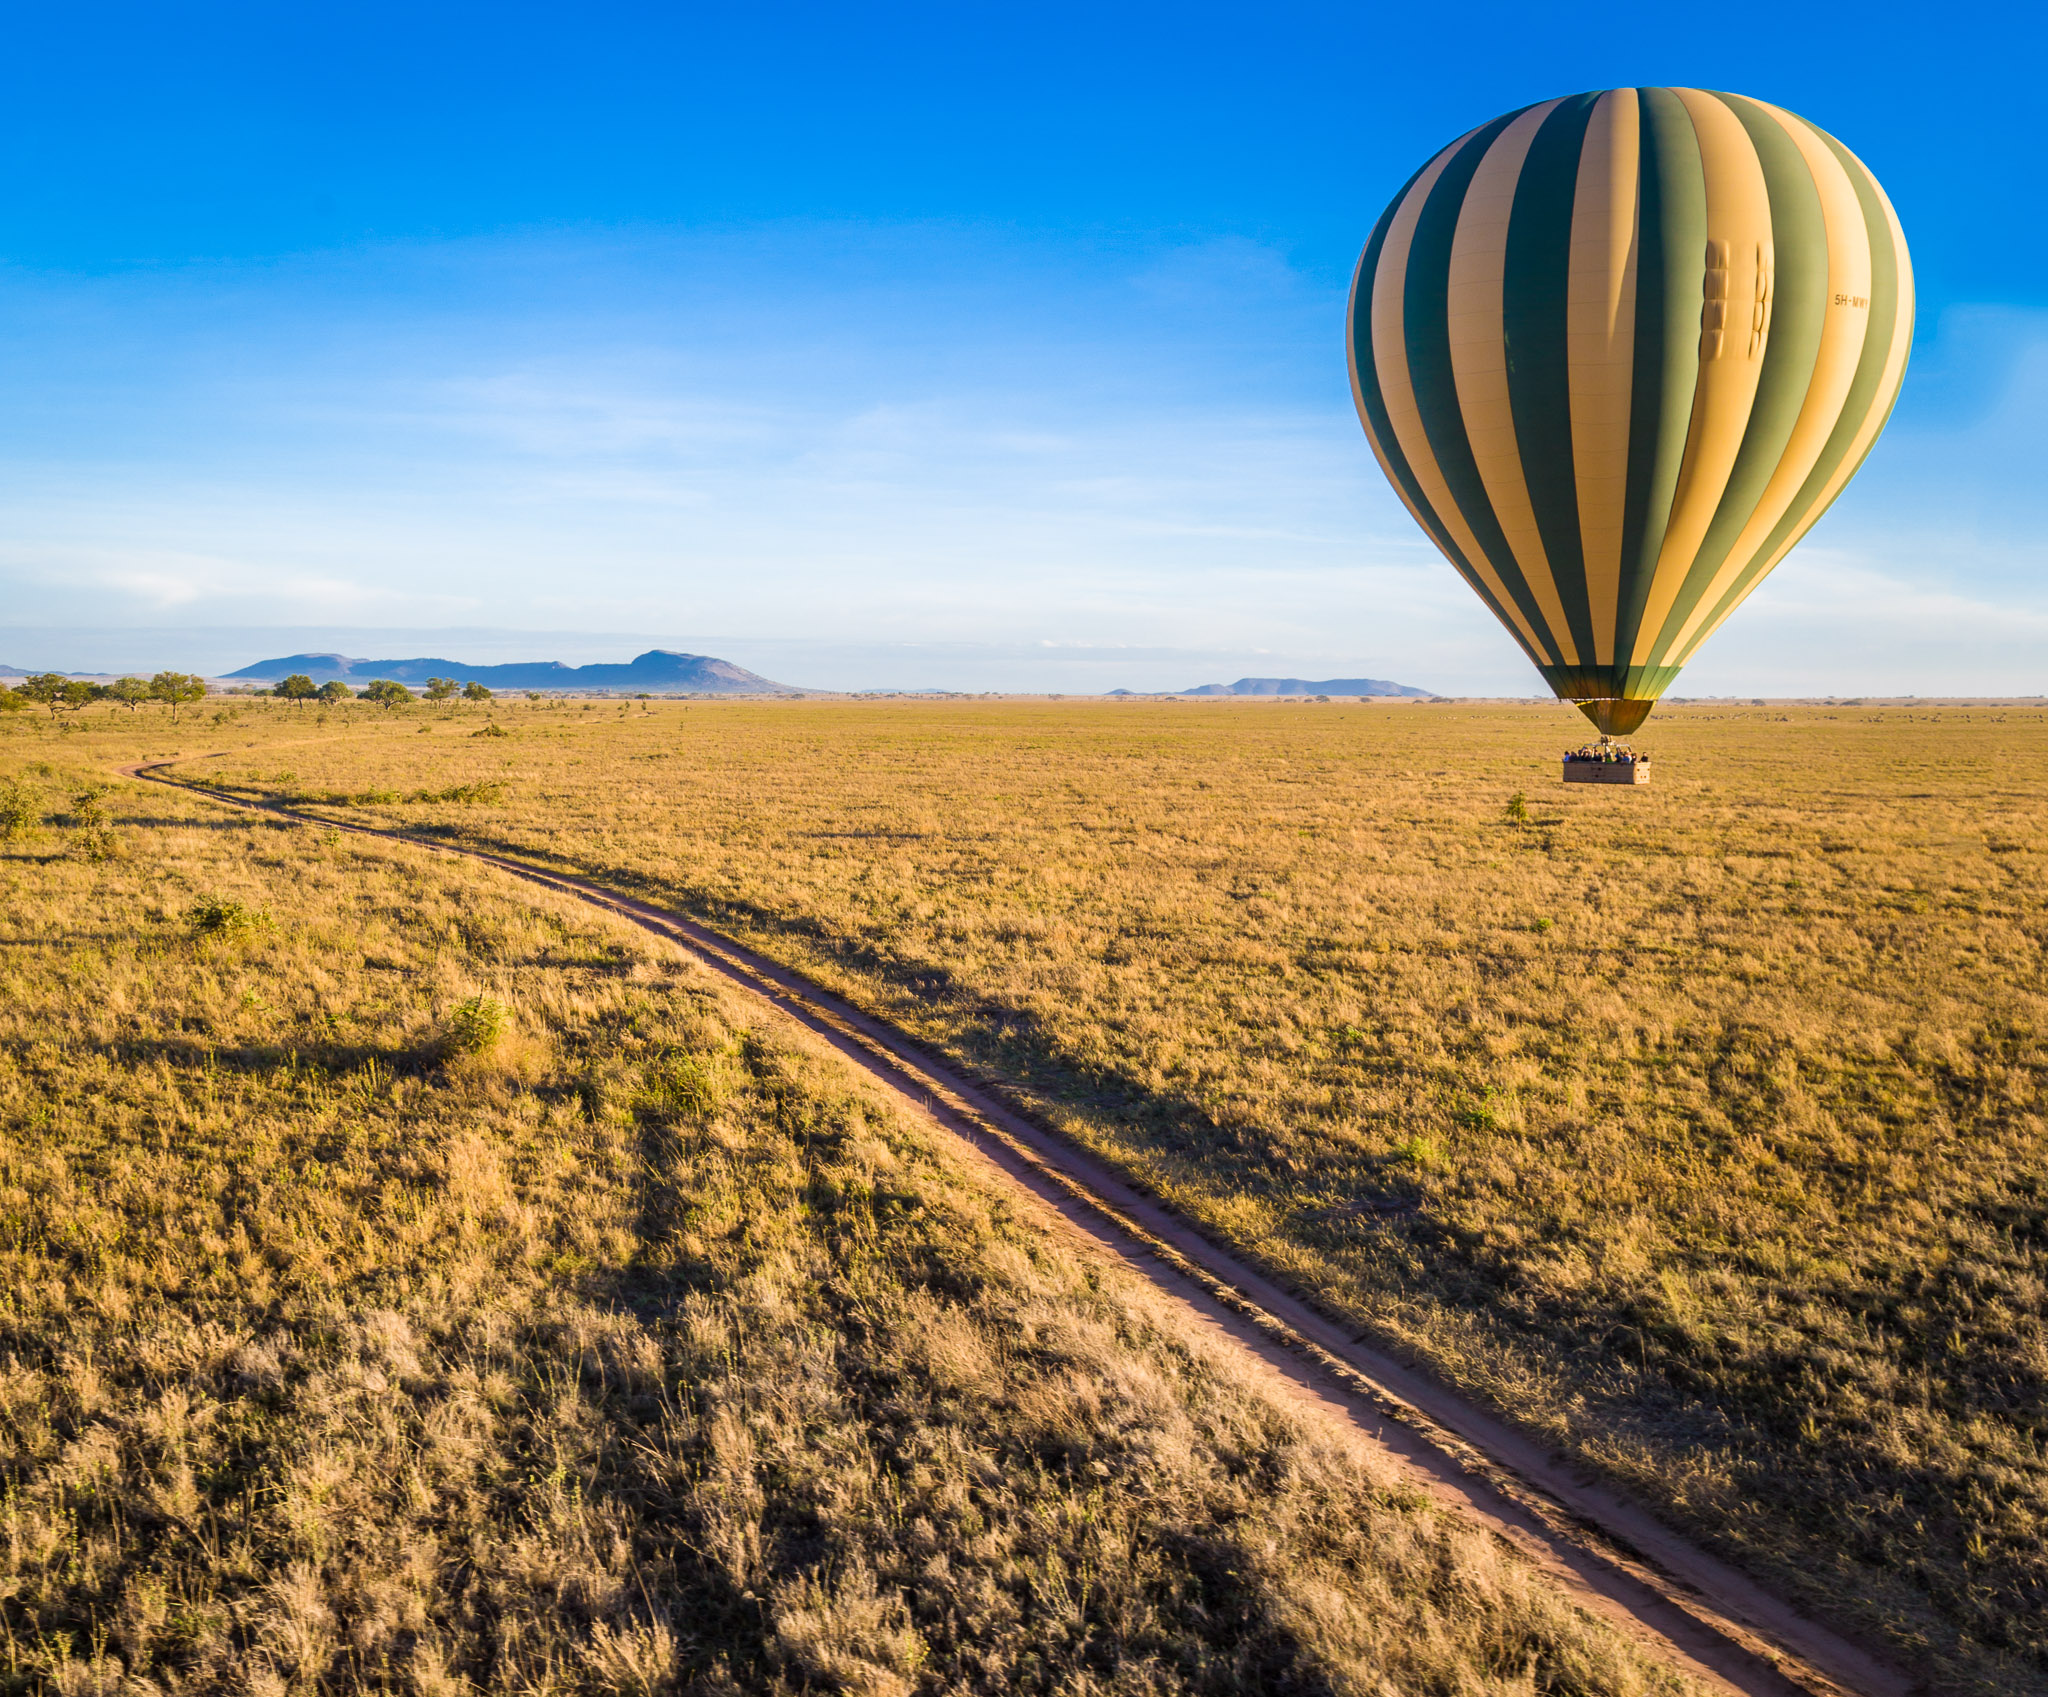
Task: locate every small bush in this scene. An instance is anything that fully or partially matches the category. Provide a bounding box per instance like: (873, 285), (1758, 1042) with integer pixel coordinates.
(1504, 791), (1530, 825)
(69, 825), (125, 863)
(0, 779), (42, 839)
(411, 780), (508, 805)
(187, 895), (269, 939)
(444, 995), (508, 1056)
(472, 722), (509, 738)
(1392, 1133), (1446, 1171)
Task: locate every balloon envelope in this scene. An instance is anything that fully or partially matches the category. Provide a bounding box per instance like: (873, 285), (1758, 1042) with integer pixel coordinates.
(1347, 88), (1912, 734)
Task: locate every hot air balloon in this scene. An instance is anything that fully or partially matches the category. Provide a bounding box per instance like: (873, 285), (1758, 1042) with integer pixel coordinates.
(1347, 88), (1912, 744)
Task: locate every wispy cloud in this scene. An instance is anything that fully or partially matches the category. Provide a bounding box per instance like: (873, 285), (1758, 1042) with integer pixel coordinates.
(0, 225), (2040, 693)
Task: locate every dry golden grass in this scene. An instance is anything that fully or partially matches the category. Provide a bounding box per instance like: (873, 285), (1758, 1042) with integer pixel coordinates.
(104, 688), (2048, 1696)
(0, 722), (1692, 1696)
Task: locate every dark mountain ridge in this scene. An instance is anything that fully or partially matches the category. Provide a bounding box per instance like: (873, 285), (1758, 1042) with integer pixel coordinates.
(223, 648), (798, 694)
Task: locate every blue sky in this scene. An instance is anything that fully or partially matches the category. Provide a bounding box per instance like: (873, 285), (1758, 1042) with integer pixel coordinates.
(1, 1), (2041, 693)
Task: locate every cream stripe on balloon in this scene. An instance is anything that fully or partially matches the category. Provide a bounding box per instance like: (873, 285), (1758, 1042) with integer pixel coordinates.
(1565, 88), (1640, 666)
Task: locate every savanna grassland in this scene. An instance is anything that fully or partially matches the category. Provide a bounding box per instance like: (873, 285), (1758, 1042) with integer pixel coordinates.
(0, 721), (1698, 1697)
(114, 688), (2048, 1696)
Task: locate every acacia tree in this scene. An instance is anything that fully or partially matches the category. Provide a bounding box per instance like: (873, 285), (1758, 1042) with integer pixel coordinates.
(317, 679), (352, 704)
(150, 672), (208, 723)
(106, 677), (152, 714)
(424, 677), (457, 701)
(359, 679), (413, 709)
(17, 674), (61, 715)
(274, 674), (318, 708)
(462, 681), (493, 701)
(20, 674), (101, 719)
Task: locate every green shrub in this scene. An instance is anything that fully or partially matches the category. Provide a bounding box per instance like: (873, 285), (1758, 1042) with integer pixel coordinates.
(1504, 790), (1530, 825)
(410, 780), (508, 805)
(187, 895), (269, 939)
(444, 995), (508, 1056)
(69, 825), (124, 863)
(0, 779), (42, 839)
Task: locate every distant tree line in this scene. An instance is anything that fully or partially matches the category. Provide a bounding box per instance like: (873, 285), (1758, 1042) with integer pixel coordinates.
(0, 670), (497, 719)
(271, 674), (493, 708)
(0, 671), (209, 721)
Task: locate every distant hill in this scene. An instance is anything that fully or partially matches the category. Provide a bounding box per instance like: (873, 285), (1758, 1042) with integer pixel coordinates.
(222, 648), (800, 694)
(1110, 676), (1435, 699)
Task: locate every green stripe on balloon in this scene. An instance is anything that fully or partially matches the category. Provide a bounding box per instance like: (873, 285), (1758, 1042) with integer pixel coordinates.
(1611, 87), (1706, 675)
(1502, 91), (1602, 667)
(1402, 112), (1565, 664)
(1347, 168), (1471, 584)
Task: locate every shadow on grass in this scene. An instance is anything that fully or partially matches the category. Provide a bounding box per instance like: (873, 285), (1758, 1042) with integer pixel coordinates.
(107, 812), (303, 831)
(94, 1032), (437, 1079)
(585, 1105), (1343, 1695)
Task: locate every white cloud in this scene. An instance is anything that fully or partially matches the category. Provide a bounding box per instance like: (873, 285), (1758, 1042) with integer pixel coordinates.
(1680, 549), (2048, 699)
